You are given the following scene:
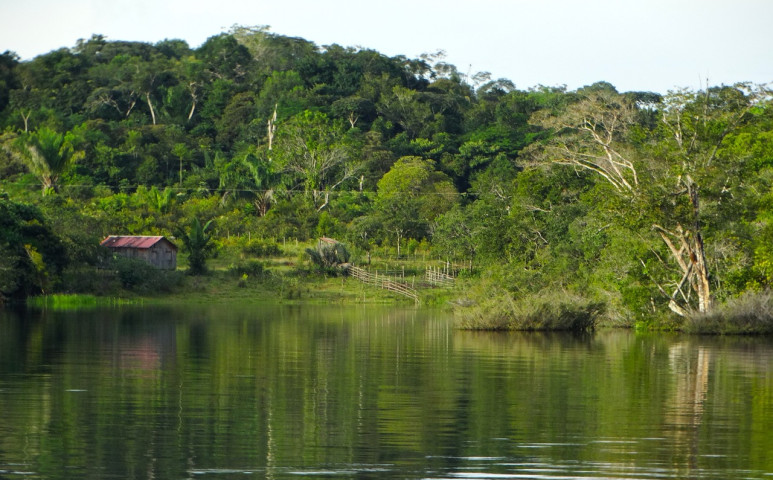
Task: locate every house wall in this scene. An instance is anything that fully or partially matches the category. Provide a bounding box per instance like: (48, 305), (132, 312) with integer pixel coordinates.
(151, 242), (177, 270)
(112, 242), (177, 270)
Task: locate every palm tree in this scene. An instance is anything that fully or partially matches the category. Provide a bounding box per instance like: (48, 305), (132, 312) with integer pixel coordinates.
(306, 240), (350, 274)
(14, 128), (82, 194)
(177, 217), (215, 275)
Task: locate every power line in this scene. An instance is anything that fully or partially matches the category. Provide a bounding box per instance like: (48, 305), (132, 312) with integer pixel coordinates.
(21, 183), (479, 198)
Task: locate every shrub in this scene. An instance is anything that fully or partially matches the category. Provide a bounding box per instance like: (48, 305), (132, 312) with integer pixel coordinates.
(229, 260), (266, 277)
(242, 238), (282, 257)
(109, 256), (184, 294)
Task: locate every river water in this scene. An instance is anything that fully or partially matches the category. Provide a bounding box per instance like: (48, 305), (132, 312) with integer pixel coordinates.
(1, 304), (772, 479)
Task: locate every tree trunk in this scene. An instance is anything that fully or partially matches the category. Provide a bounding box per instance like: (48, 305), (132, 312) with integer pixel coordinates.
(20, 110), (31, 132)
(688, 180), (712, 313)
(187, 100), (196, 122)
(267, 104), (277, 150)
(187, 83), (198, 122)
(146, 92), (157, 125)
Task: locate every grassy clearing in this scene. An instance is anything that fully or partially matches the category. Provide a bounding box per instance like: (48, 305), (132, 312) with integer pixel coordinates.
(172, 238), (457, 306)
(141, 264), (424, 306)
(142, 273), (422, 306)
(22, 238), (458, 308)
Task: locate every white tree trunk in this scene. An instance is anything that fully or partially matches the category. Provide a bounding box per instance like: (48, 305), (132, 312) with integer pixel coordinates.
(146, 92), (157, 125)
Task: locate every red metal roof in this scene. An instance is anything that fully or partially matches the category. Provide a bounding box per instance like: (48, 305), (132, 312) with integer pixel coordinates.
(100, 236), (177, 250)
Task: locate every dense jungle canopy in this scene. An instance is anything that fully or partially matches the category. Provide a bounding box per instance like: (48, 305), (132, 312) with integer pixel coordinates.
(1, 27), (772, 326)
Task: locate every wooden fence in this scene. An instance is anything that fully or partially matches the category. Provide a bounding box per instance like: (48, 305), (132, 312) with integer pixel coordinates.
(425, 265), (456, 287)
(348, 266), (420, 304)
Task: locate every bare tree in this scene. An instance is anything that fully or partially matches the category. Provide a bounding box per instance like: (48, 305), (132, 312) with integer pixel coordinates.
(528, 84), (770, 316)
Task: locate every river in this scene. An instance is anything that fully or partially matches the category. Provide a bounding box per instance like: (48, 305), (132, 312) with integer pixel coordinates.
(1, 304), (772, 479)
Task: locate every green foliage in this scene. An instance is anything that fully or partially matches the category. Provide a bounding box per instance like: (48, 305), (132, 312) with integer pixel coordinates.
(375, 156), (458, 241)
(241, 238), (282, 257)
(272, 110), (356, 207)
(13, 127), (83, 194)
(315, 211), (341, 238)
(0, 31), (771, 332)
(0, 196), (67, 302)
(177, 217), (216, 275)
(109, 255), (184, 293)
(229, 260), (266, 278)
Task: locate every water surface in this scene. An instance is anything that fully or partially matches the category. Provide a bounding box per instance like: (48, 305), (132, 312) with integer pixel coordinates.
(1, 304), (772, 479)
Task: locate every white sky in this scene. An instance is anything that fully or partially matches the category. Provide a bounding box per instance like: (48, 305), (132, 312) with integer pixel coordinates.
(1, 0), (771, 94)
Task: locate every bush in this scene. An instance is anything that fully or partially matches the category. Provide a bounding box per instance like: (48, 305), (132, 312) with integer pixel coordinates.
(59, 266), (120, 295)
(229, 260), (266, 277)
(109, 256), (184, 294)
(242, 239), (282, 257)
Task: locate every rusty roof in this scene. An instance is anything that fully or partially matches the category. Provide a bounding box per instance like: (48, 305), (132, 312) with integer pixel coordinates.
(100, 236), (177, 250)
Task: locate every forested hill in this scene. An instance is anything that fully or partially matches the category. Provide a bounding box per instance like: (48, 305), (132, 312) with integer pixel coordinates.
(1, 27), (772, 327)
(0, 27), (538, 193)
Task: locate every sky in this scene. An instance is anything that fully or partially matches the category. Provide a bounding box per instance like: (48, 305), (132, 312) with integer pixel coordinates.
(1, 0), (772, 94)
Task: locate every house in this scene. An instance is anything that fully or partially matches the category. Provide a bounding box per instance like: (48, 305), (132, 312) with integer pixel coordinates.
(101, 236), (178, 270)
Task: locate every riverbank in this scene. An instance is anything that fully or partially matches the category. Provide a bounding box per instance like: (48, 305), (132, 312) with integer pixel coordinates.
(20, 260), (773, 335)
(32, 268), (433, 308)
(153, 271), (425, 306)
(453, 286), (773, 335)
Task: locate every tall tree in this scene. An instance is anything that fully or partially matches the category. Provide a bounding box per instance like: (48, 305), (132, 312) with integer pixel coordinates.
(273, 110), (356, 209)
(0, 50), (20, 114)
(528, 84), (770, 316)
(0, 197), (66, 302)
(375, 156), (458, 255)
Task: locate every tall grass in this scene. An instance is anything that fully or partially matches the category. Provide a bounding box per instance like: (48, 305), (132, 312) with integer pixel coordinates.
(455, 290), (605, 332)
(27, 294), (138, 310)
(684, 291), (773, 334)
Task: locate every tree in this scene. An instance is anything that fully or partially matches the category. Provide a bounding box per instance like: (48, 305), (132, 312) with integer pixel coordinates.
(273, 110), (357, 209)
(0, 197), (66, 302)
(646, 84), (767, 315)
(377, 85), (434, 139)
(528, 84), (770, 317)
(375, 156), (458, 255)
(528, 89), (638, 193)
(12, 127), (83, 194)
(0, 50), (20, 114)
(177, 217), (216, 275)
(173, 142), (191, 187)
(432, 205), (478, 266)
(330, 96), (376, 128)
(8, 86), (37, 132)
(146, 186), (175, 214)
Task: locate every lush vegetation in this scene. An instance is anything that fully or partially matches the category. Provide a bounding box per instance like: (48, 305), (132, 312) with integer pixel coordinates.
(1, 27), (772, 331)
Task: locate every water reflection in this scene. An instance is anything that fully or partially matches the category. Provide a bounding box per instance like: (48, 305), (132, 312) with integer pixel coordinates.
(0, 306), (772, 479)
